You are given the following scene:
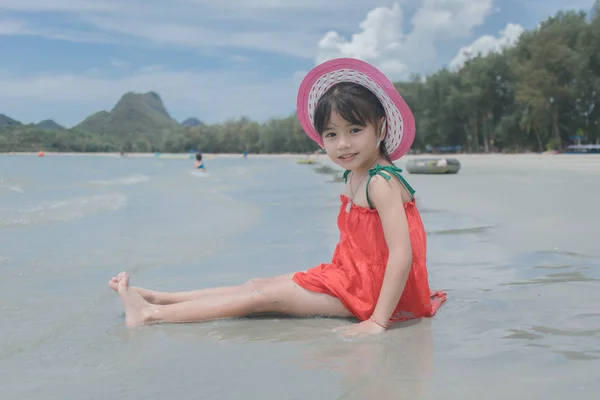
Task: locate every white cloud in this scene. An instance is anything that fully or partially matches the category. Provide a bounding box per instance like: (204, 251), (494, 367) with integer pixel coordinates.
(0, 0), (120, 12)
(316, 4), (407, 76)
(0, 66), (297, 126)
(316, 4), (408, 75)
(0, 18), (28, 35)
(0, 16), (118, 43)
(0, 0), (374, 57)
(0, 0), (368, 10)
(77, 15), (321, 58)
(314, 0), (494, 79)
(72, 1), (378, 58)
(168, 0), (377, 10)
(448, 23), (525, 70)
(409, 0), (494, 39)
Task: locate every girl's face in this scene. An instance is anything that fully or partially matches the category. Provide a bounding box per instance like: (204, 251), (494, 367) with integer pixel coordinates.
(321, 112), (384, 171)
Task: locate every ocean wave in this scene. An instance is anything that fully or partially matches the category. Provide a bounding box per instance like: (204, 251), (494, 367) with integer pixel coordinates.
(0, 176), (24, 194)
(0, 194), (127, 227)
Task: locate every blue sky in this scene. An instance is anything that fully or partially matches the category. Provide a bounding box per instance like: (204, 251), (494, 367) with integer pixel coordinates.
(0, 0), (595, 127)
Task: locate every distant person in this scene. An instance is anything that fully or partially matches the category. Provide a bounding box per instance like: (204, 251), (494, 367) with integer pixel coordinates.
(108, 58), (446, 336)
(194, 153), (205, 171)
(243, 150), (249, 158)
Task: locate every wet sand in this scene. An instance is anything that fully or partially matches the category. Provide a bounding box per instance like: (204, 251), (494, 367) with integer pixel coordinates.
(0, 153), (598, 399)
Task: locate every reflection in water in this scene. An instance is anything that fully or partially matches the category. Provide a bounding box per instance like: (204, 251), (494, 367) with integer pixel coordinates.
(156, 317), (434, 400)
(575, 313), (600, 318)
(301, 320), (434, 400)
(530, 326), (600, 337)
(553, 350), (600, 361)
(512, 250), (600, 266)
(536, 250), (599, 259)
(491, 251), (600, 370)
(533, 265), (573, 270)
(503, 271), (598, 286)
(503, 329), (544, 340)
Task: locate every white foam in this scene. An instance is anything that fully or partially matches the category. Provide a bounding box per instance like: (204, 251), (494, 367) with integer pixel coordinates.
(0, 184), (24, 193)
(89, 174), (150, 186)
(188, 170), (210, 178)
(0, 176), (25, 193)
(0, 194), (127, 227)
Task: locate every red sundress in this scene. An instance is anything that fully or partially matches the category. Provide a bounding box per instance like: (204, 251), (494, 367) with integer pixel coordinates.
(292, 165), (447, 324)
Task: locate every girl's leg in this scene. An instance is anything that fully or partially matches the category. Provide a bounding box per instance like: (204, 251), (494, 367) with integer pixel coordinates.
(116, 272), (352, 327)
(108, 272), (295, 305)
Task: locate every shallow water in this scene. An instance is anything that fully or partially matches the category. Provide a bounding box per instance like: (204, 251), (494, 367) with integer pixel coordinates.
(1, 153), (599, 399)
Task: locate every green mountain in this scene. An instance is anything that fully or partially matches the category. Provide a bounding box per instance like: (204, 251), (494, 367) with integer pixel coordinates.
(36, 119), (64, 130)
(0, 114), (22, 127)
(73, 91), (183, 143)
(181, 117), (203, 127)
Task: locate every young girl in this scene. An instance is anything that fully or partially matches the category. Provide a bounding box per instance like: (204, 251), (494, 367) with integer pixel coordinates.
(109, 58), (446, 336)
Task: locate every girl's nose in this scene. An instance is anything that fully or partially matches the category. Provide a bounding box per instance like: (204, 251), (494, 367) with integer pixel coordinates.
(337, 135), (349, 149)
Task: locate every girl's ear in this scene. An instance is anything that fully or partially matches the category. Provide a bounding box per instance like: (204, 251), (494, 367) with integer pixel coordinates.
(379, 118), (386, 142)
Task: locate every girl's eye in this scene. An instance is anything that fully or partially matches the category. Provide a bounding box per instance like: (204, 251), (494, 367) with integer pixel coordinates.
(324, 132), (336, 138)
(350, 128), (361, 134)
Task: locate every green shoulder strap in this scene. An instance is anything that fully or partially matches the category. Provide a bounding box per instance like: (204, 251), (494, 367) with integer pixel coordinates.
(343, 169), (351, 183)
(365, 165), (415, 209)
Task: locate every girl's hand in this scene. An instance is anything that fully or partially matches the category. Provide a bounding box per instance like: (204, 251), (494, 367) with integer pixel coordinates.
(338, 318), (387, 338)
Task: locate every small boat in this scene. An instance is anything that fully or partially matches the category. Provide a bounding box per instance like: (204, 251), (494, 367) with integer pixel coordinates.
(565, 144), (600, 154)
(405, 158), (460, 174)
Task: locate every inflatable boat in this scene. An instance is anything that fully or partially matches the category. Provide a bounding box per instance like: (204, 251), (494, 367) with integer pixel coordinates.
(405, 158), (461, 174)
(296, 158), (317, 165)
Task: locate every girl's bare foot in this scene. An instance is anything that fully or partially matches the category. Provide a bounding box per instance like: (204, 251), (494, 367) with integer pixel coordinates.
(117, 273), (156, 327)
(108, 273), (156, 303)
(108, 272), (127, 292)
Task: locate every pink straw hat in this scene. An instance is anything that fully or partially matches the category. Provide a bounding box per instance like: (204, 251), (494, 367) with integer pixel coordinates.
(296, 58), (415, 161)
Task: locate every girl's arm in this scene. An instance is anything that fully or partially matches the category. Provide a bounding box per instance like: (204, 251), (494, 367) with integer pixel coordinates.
(367, 174), (413, 327)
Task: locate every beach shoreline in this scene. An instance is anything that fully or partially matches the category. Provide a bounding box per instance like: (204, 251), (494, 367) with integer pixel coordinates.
(2, 151), (598, 159)
(3, 151), (600, 175)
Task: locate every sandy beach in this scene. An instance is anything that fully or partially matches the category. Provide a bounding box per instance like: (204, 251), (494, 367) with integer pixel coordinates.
(1, 152), (599, 399)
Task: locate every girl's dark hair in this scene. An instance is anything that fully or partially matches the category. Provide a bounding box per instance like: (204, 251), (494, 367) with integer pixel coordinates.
(195, 153), (202, 161)
(313, 82), (392, 163)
